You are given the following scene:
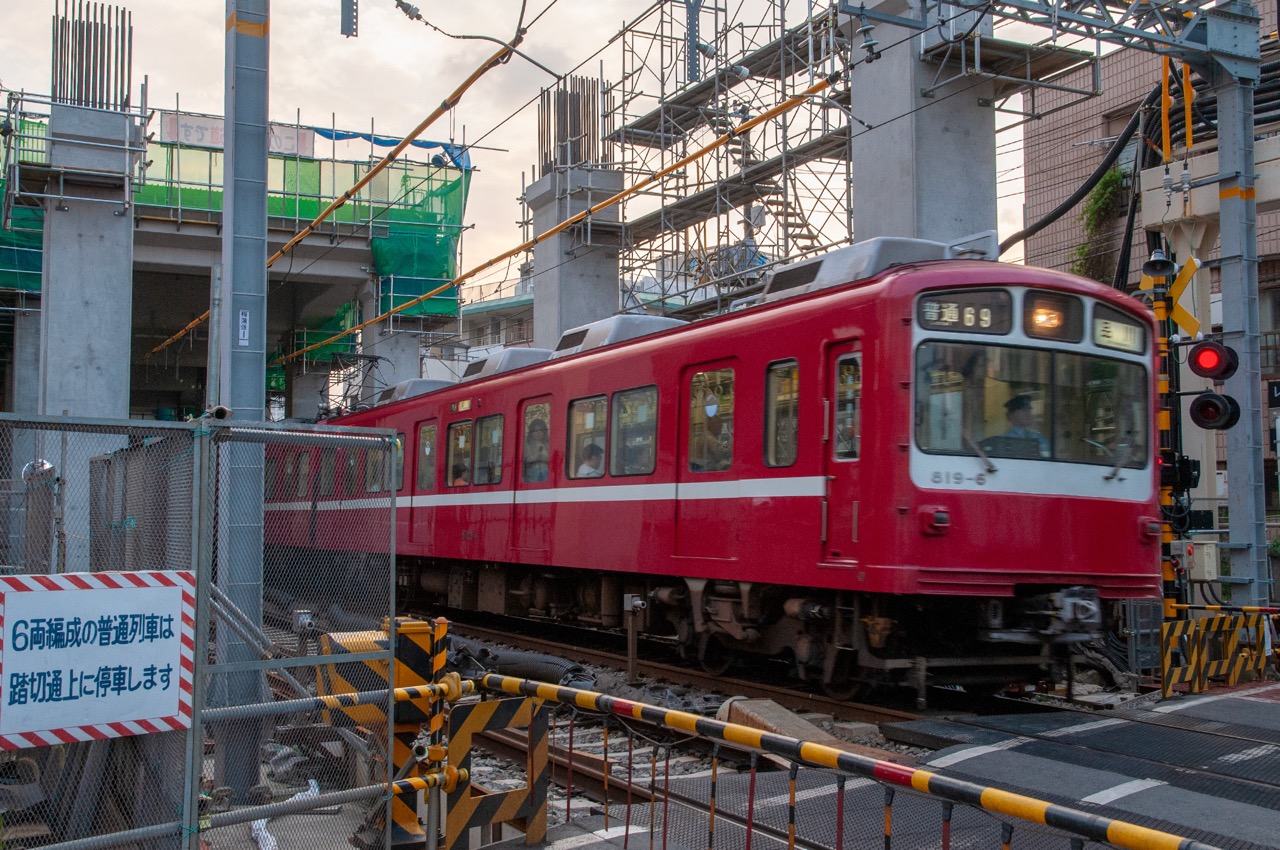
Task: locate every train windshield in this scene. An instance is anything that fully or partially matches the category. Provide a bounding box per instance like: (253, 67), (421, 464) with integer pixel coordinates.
(914, 342), (1148, 468)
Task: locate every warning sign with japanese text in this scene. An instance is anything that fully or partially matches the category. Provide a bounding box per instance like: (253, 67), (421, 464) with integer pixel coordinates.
(0, 571), (195, 749)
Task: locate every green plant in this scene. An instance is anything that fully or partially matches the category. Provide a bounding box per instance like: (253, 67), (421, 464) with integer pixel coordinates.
(1070, 166), (1129, 283)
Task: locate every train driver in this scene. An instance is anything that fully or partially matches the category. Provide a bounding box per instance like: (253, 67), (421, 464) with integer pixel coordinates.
(1000, 395), (1050, 457)
(576, 442), (604, 478)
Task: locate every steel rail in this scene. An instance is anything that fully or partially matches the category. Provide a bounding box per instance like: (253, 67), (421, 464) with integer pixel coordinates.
(449, 619), (918, 725)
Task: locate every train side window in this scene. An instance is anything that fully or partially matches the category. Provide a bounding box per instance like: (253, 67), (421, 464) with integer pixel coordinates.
(264, 457), (279, 500)
(447, 421), (473, 486)
(395, 432), (406, 491)
(365, 447), (386, 493)
(568, 396), (607, 479)
(317, 448), (336, 497)
(344, 451), (358, 496)
(521, 403), (551, 483)
(295, 452), (312, 499)
(610, 386), (657, 475)
(417, 423), (438, 490)
(474, 416), (504, 485)
(766, 360), (799, 467)
(283, 453), (297, 497)
(688, 368), (735, 473)
(834, 355), (862, 460)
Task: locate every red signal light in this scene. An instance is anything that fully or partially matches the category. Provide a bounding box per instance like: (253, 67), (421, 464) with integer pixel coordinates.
(1192, 347), (1221, 372)
(1187, 340), (1238, 381)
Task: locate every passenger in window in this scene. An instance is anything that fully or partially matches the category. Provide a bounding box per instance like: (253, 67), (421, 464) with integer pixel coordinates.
(450, 463), (470, 486)
(576, 443), (604, 478)
(999, 395), (1050, 457)
(523, 419), (550, 482)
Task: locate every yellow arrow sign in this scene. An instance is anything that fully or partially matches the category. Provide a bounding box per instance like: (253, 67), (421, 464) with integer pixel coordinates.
(1140, 257), (1201, 336)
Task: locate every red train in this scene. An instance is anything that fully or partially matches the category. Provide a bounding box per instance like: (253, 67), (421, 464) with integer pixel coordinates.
(267, 236), (1163, 698)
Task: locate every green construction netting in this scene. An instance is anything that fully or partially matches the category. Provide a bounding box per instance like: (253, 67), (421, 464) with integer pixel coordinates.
(132, 146), (472, 327)
(295, 300), (359, 363)
(0, 177), (45, 292)
(11, 142), (470, 343)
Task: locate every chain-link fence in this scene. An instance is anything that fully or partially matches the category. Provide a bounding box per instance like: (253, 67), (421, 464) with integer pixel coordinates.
(0, 415), (400, 850)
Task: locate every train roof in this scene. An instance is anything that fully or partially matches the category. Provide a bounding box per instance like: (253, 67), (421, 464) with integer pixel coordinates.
(757, 230), (999, 306)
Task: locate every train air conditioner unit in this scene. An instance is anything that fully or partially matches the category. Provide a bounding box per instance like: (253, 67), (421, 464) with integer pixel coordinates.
(551, 315), (688, 359)
(459, 348), (553, 382)
(758, 231), (999, 305)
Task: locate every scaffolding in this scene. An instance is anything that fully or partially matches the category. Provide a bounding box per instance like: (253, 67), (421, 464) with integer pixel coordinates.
(604, 2), (857, 318)
(524, 0), (1100, 320)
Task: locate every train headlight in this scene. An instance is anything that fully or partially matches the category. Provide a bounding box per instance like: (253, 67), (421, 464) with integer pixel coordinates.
(1031, 306), (1063, 330)
(1024, 291), (1083, 342)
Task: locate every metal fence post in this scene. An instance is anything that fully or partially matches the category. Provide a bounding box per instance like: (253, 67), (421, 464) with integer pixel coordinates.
(181, 423), (214, 850)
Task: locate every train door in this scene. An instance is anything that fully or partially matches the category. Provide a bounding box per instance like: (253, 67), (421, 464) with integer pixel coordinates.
(675, 361), (738, 560)
(822, 341), (862, 561)
(512, 398), (553, 552)
(411, 419), (438, 546)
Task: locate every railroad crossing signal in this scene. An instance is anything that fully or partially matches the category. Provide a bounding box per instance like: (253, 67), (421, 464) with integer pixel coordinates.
(1186, 339), (1241, 430)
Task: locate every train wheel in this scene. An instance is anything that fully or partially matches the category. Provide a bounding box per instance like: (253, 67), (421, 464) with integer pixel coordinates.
(820, 677), (870, 701)
(698, 633), (734, 676)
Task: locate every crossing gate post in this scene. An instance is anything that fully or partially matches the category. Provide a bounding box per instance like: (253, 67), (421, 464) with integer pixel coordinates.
(316, 616), (439, 849)
(445, 697), (549, 850)
(1200, 613), (1267, 686)
(1160, 618), (1204, 697)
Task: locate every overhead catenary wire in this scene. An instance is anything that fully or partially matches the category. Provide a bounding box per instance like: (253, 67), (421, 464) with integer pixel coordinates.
(274, 70), (845, 366)
(998, 83), (1162, 256)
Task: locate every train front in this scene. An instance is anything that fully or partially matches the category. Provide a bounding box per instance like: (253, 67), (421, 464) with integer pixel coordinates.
(896, 268), (1162, 652)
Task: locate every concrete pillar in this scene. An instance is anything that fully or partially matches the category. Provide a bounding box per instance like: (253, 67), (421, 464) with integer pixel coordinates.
(848, 9), (997, 242)
(38, 105), (137, 418)
(527, 167), (623, 350)
(285, 365), (329, 420)
(359, 290), (421, 403)
(11, 307), (40, 415)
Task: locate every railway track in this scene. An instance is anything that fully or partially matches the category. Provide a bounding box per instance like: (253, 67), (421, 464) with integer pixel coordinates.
(443, 618), (920, 725)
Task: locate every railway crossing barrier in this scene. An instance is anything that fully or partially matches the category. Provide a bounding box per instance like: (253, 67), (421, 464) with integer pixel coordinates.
(1160, 610), (1272, 697)
(477, 673), (1228, 850)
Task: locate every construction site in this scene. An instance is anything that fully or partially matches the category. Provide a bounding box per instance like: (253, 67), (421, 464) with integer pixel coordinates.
(0, 1), (1277, 850)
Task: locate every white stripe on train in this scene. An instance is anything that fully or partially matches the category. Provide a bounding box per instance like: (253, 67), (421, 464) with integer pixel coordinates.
(263, 476), (827, 511)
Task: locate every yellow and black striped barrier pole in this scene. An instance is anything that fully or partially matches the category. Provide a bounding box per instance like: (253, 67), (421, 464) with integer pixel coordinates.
(201, 678), (470, 723)
(1172, 604), (1280, 614)
(480, 674), (1224, 850)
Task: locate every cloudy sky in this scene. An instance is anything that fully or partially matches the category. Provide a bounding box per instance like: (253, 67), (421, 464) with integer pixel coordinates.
(0, 0), (1023, 298)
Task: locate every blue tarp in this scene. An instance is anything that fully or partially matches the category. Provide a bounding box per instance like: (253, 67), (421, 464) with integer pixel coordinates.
(312, 128), (471, 170)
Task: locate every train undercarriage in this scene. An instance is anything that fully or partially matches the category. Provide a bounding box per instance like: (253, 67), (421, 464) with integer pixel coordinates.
(393, 556), (1116, 703)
